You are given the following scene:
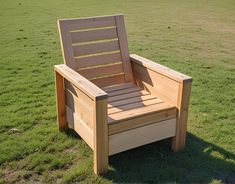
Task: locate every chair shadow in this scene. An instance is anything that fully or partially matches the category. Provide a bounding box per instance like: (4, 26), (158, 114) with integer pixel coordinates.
(103, 133), (235, 183)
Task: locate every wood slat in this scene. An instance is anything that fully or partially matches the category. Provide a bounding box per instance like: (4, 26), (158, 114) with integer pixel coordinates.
(108, 108), (177, 134)
(108, 94), (157, 108)
(55, 65), (107, 100)
(108, 98), (164, 114)
(115, 15), (133, 82)
(75, 51), (122, 68)
(108, 90), (149, 102)
(66, 106), (94, 149)
(90, 74), (125, 88)
(109, 118), (176, 155)
(77, 63), (123, 79)
(70, 27), (117, 43)
(108, 86), (140, 97)
(73, 40), (119, 57)
(67, 15), (116, 30)
(132, 62), (179, 102)
(130, 54), (192, 83)
(102, 82), (136, 92)
(65, 89), (93, 129)
(108, 102), (175, 122)
(57, 20), (76, 69)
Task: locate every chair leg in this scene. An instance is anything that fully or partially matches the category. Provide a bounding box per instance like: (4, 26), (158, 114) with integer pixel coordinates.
(93, 99), (108, 175)
(55, 71), (68, 131)
(171, 82), (192, 152)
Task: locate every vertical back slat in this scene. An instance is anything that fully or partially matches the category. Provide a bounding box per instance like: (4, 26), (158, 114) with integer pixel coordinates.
(115, 15), (133, 82)
(57, 20), (76, 69)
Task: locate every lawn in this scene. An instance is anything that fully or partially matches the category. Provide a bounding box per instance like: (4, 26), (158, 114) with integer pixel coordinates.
(0, 0), (235, 183)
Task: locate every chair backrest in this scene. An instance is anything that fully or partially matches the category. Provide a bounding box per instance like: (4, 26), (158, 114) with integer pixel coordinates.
(57, 14), (133, 87)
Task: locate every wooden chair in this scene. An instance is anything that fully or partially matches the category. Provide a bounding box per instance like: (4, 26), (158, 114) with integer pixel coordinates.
(54, 14), (192, 175)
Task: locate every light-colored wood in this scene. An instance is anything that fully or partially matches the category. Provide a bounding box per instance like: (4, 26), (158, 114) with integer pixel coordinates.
(75, 51), (122, 68)
(108, 86), (140, 97)
(108, 90), (149, 102)
(93, 99), (108, 175)
(56, 15), (192, 175)
(172, 82), (192, 151)
(90, 74), (125, 88)
(108, 94), (156, 108)
(108, 98), (164, 114)
(65, 89), (93, 129)
(115, 15), (133, 82)
(131, 61), (179, 104)
(57, 20), (76, 69)
(108, 102), (175, 123)
(55, 71), (67, 130)
(70, 27), (117, 43)
(109, 108), (177, 135)
(77, 63), (123, 79)
(102, 82), (136, 92)
(54, 64), (107, 100)
(109, 118), (177, 155)
(130, 54), (192, 83)
(73, 40), (119, 57)
(66, 106), (94, 149)
(67, 15), (116, 31)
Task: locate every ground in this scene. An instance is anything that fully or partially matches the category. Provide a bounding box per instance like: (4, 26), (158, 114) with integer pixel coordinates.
(0, 0), (235, 183)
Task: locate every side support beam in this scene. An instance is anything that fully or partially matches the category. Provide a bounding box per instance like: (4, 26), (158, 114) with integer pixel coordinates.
(93, 98), (108, 174)
(55, 71), (68, 130)
(172, 81), (192, 151)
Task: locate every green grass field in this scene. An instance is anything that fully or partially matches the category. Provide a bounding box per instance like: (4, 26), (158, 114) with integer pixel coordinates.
(0, 0), (235, 183)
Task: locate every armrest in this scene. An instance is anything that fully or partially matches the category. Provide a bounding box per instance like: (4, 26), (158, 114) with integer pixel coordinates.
(54, 64), (107, 100)
(130, 54), (192, 84)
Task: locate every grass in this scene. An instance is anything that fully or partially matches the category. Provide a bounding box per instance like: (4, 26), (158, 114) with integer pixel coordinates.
(0, 0), (235, 183)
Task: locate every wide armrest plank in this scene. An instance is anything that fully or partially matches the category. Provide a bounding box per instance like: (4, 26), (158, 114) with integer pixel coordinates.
(54, 64), (107, 100)
(130, 54), (192, 83)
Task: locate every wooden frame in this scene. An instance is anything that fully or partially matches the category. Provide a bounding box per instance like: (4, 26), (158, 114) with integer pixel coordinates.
(55, 14), (192, 175)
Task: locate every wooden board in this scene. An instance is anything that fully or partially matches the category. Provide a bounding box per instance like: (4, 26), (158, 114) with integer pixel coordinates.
(73, 40), (120, 57)
(108, 102), (175, 123)
(132, 62), (179, 103)
(108, 94), (156, 108)
(115, 15), (133, 82)
(108, 108), (177, 135)
(70, 27), (117, 43)
(108, 90), (149, 102)
(67, 15), (116, 31)
(77, 63), (123, 79)
(65, 89), (93, 129)
(93, 98), (108, 174)
(102, 82), (136, 92)
(90, 74), (125, 88)
(66, 106), (94, 150)
(108, 98), (164, 114)
(130, 54), (192, 83)
(109, 118), (176, 155)
(74, 51), (122, 68)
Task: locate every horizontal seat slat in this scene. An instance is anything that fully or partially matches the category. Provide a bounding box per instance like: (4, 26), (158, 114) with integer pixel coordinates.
(71, 27), (118, 43)
(108, 102), (175, 123)
(108, 94), (157, 108)
(108, 90), (149, 102)
(73, 40), (119, 57)
(90, 74), (125, 88)
(74, 51), (122, 68)
(103, 82), (136, 92)
(108, 86), (141, 97)
(108, 98), (164, 114)
(77, 63), (123, 79)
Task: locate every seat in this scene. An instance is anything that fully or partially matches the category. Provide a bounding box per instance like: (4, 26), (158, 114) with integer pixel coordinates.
(54, 14), (192, 175)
